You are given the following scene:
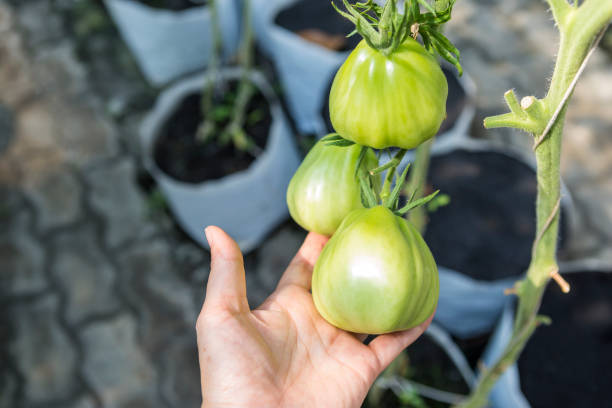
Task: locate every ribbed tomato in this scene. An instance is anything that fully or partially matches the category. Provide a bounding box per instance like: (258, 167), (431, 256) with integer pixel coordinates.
(286, 139), (379, 235)
(312, 206), (439, 334)
(329, 38), (448, 150)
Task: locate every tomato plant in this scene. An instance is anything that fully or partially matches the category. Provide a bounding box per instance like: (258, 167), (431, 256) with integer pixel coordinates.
(312, 205), (439, 334)
(286, 138), (379, 235)
(329, 37), (448, 150)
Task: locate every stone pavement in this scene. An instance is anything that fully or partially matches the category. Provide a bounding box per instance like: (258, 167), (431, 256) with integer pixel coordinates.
(0, 1), (611, 407)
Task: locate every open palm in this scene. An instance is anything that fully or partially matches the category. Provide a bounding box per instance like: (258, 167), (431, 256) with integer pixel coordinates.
(196, 226), (433, 408)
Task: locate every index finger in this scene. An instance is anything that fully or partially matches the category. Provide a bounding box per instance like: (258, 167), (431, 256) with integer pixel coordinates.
(276, 232), (328, 290)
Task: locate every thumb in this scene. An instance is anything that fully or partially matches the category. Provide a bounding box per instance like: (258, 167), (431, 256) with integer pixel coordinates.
(202, 226), (249, 312)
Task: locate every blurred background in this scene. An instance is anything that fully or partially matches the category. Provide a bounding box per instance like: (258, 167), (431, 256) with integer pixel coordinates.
(0, 0), (611, 407)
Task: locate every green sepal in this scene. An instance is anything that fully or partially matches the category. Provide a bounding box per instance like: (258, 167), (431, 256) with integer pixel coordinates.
(384, 163), (411, 209)
(395, 190), (440, 216)
(321, 133), (356, 147)
(333, 0), (462, 72)
(358, 170), (378, 208)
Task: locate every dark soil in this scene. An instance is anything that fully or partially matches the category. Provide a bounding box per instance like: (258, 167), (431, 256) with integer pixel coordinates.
(363, 334), (470, 408)
(134, 0), (205, 11)
(321, 66), (466, 137)
(519, 271), (612, 407)
(424, 150), (567, 281)
(274, 0), (362, 51)
(153, 80), (272, 183)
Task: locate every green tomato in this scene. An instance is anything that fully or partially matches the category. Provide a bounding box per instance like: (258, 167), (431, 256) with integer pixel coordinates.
(312, 206), (439, 334)
(286, 139), (379, 236)
(329, 38), (448, 150)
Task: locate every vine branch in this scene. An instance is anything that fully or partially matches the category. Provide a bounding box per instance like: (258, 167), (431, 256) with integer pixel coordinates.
(455, 0), (612, 406)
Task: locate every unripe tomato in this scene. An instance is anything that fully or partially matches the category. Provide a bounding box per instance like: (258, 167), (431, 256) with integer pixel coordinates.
(329, 38), (448, 150)
(312, 206), (439, 334)
(286, 139), (379, 235)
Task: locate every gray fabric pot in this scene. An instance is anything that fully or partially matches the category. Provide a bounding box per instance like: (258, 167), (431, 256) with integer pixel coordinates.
(105, 0), (240, 86)
(140, 68), (300, 252)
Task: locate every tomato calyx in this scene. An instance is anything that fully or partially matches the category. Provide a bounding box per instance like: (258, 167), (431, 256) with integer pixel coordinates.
(323, 135), (439, 216)
(333, 0), (462, 74)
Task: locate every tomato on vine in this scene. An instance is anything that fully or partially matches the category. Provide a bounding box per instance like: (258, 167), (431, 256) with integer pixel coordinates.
(329, 0), (461, 150)
(330, 38), (447, 150)
(312, 205), (439, 334)
(286, 136), (379, 236)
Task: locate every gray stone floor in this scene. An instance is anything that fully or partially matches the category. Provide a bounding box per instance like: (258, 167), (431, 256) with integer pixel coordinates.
(0, 1), (611, 407)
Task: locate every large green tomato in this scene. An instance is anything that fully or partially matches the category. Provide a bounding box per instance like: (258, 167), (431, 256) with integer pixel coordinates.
(329, 38), (448, 150)
(286, 139), (379, 235)
(312, 206), (439, 334)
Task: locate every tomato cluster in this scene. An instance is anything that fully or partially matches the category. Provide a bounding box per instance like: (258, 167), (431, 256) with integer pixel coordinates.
(286, 1), (454, 334)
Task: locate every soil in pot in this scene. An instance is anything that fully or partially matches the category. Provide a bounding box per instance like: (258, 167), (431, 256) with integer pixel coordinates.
(153, 79), (272, 183)
(363, 335), (470, 408)
(321, 66), (467, 138)
(423, 150), (568, 281)
(274, 0), (362, 52)
(519, 271), (612, 407)
(130, 0), (206, 11)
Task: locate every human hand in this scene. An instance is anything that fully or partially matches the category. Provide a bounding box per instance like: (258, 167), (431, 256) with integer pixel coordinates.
(196, 226), (433, 408)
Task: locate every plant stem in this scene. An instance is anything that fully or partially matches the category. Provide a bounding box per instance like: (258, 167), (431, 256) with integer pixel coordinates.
(455, 1), (612, 406)
(380, 149), (408, 204)
(197, 0), (222, 143)
(220, 0), (257, 153)
(405, 138), (433, 234)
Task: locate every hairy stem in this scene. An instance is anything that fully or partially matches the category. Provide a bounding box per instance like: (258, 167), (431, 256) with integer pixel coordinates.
(455, 1), (612, 406)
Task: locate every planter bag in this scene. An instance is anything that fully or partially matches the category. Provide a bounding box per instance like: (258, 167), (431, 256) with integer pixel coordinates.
(481, 302), (531, 408)
(104, 0), (240, 86)
(251, 0), (348, 135)
(140, 68), (300, 252)
(434, 266), (516, 339)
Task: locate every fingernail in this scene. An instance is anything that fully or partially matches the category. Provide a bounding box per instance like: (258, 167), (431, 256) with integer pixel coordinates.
(204, 226), (214, 248)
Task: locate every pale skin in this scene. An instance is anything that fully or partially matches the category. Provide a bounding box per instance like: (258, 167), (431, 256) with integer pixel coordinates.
(196, 226), (433, 408)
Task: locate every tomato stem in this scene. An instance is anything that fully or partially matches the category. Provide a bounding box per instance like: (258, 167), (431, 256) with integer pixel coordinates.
(333, 0), (462, 72)
(456, 1), (612, 406)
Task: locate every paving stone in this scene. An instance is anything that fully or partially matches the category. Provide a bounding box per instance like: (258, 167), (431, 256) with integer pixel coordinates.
(14, 0), (64, 48)
(66, 395), (97, 408)
(22, 166), (82, 232)
(48, 94), (119, 168)
(0, 103), (14, 154)
(9, 295), (78, 405)
(87, 158), (149, 248)
(0, 370), (18, 408)
(0, 5), (37, 108)
(81, 314), (160, 408)
(160, 334), (201, 408)
(118, 240), (197, 354)
(51, 225), (120, 325)
(0, 210), (46, 297)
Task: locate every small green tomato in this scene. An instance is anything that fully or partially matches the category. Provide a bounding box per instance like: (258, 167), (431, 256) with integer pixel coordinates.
(286, 138), (379, 236)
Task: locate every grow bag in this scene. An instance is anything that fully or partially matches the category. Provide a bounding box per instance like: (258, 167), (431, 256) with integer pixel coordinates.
(251, 0), (353, 135)
(140, 68), (300, 252)
(518, 270), (612, 407)
(104, 0), (240, 86)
